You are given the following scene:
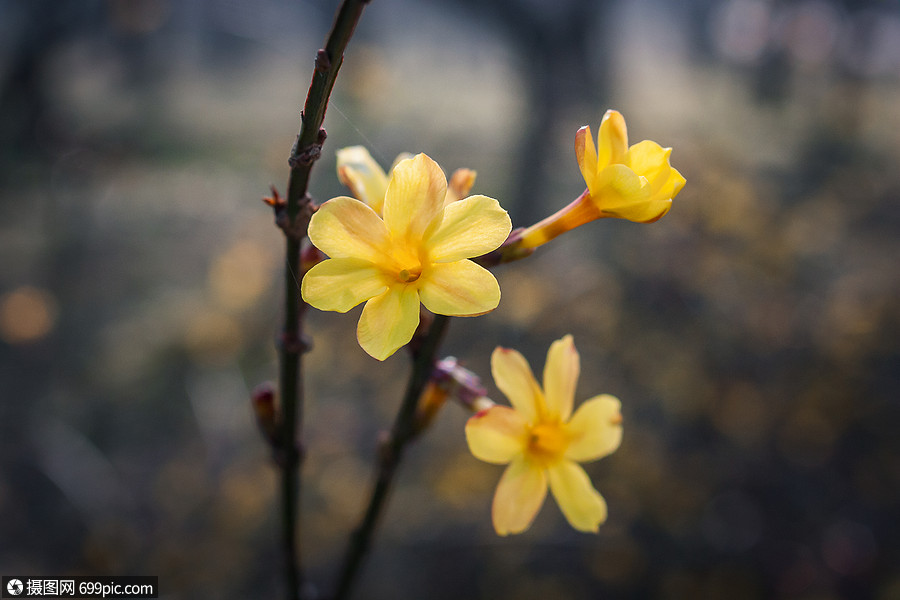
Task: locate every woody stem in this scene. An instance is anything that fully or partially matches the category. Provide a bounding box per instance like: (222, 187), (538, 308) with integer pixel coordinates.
(331, 315), (452, 600)
(277, 1), (370, 599)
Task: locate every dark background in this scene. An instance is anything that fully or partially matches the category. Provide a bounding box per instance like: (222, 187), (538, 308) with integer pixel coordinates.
(1, 0), (899, 598)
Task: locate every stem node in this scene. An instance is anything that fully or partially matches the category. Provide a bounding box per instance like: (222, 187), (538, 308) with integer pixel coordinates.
(280, 330), (314, 354)
(315, 49), (332, 72)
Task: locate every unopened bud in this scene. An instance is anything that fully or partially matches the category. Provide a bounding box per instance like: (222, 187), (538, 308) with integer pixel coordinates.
(414, 356), (488, 434)
(251, 382), (281, 447)
(471, 396), (495, 413)
(447, 168), (477, 203)
(432, 357), (489, 411)
(301, 243), (325, 273)
(413, 381), (450, 435)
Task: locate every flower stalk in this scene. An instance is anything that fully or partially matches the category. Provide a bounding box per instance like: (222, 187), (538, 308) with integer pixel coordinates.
(516, 189), (598, 249)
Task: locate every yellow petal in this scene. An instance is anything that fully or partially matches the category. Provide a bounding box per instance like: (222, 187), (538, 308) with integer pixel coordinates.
(383, 154), (447, 242)
(419, 260), (500, 316)
(600, 184), (672, 223)
(465, 405), (529, 464)
(653, 166), (686, 204)
(574, 125), (599, 194)
(592, 164), (671, 222)
(624, 197), (672, 223)
(543, 334), (579, 422)
(308, 197), (391, 263)
(624, 141), (685, 212)
(624, 140), (672, 193)
(596, 164), (648, 206)
(491, 346), (543, 424)
(564, 394), (623, 462)
(336, 146), (389, 214)
(356, 285), (420, 360)
(388, 152), (415, 172)
(547, 460), (608, 532)
(425, 195), (511, 263)
(596, 109), (628, 169)
(491, 457), (548, 536)
(301, 258), (388, 312)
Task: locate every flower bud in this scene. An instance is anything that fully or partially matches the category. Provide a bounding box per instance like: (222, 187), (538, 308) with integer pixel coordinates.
(251, 382), (281, 447)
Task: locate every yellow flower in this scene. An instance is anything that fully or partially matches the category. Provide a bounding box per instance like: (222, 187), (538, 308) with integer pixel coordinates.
(577, 109), (685, 223)
(517, 110), (685, 249)
(465, 335), (623, 535)
(302, 153), (512, 360)
(337, 145), (476, 214)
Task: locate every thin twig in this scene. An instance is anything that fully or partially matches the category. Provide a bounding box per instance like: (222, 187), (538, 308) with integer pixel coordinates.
(276, 1), (371, 599)
(332, 315), (452, 600)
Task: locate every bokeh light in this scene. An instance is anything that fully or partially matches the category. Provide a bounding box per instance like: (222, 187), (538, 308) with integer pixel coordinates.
(0, 286), (58, 344)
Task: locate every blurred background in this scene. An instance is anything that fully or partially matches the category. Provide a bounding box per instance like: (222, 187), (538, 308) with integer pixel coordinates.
(1, 0), (899, 598)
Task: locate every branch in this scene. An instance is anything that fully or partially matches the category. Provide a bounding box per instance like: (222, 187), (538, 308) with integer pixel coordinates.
(285, 0), (371, 229)
(275, 2), (371, 599)
(331, 315), (452, 600)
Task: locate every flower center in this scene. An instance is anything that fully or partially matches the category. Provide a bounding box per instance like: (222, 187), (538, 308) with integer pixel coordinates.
(398, 267), (421, 283)
(527, 422), (568, 462)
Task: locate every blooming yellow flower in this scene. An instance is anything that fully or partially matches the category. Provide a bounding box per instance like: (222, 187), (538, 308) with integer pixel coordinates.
(517, 110), (685, 249)
(577, 109), (685, 223)
(465, 335), (623, 535)
(302, 153), (512, 360)
(337, 145), (476, 214)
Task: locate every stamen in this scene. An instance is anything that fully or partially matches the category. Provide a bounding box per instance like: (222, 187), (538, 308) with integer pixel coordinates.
(528, 423), (568, 460)
(398, 268), (420, 283)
